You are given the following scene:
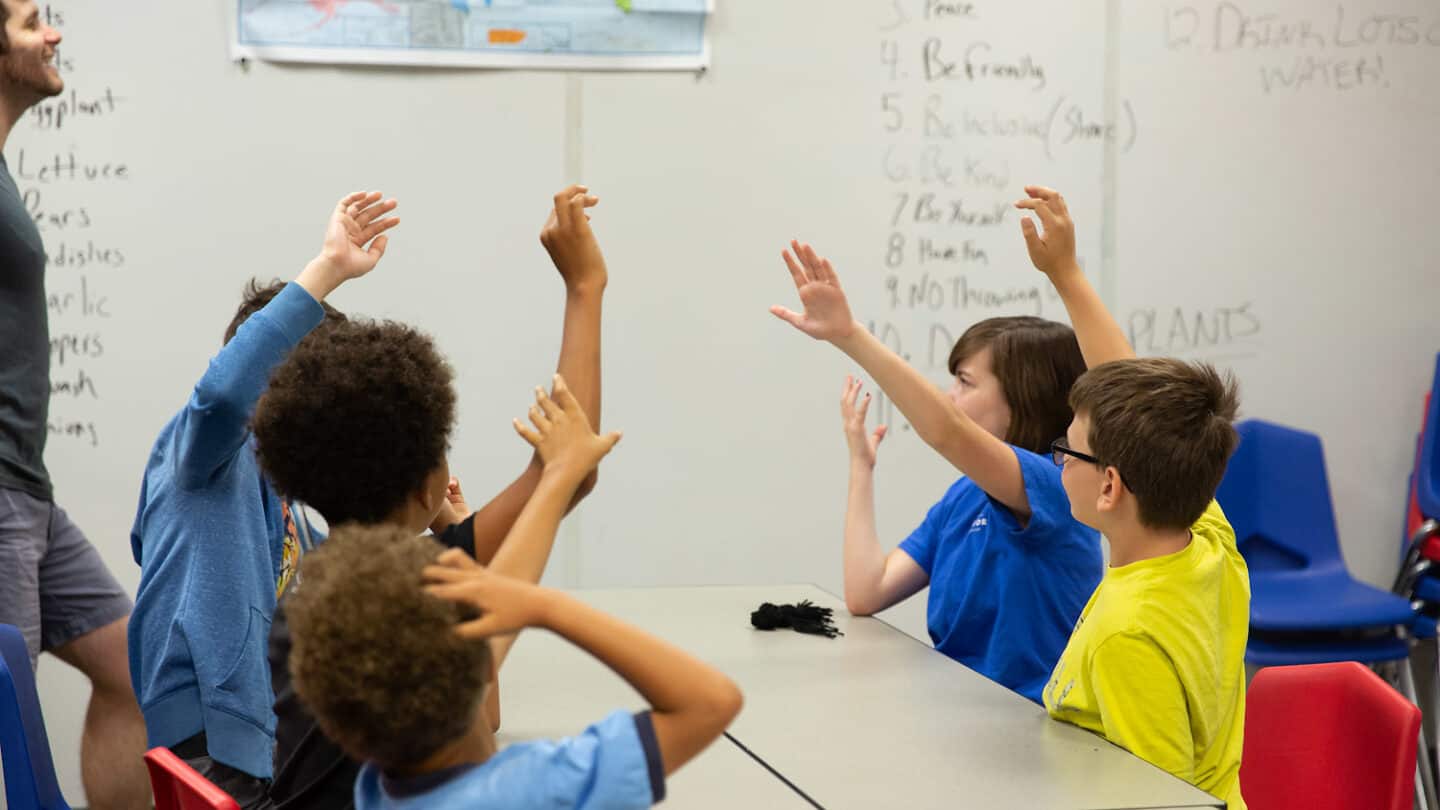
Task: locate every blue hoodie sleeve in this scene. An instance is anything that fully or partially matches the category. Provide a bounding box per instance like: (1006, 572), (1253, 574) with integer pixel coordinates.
(173, 283), (324, 490)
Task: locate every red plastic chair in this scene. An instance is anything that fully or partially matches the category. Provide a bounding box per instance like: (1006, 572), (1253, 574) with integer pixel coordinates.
(1241, 662), (1420, 810)
(143, 747), (241, 810)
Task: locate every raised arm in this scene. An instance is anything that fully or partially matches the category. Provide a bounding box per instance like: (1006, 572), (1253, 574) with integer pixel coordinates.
(476, 374), (618, 669)
(838, 376), (929, 615)
(175, 192), (398, 488)
(770, 241), (1030, 517)
(1015, 186), (1134, 367)
(460, 185), (606, 565)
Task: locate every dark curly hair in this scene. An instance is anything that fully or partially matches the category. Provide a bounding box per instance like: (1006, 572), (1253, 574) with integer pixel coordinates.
(252, 318), (456, 525)
(224, 278), (346, 345)
(286, 525), (492, 770)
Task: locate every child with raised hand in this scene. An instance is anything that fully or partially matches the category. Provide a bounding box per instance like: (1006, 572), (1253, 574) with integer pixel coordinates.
(772, 241), (1102, 704)
(284, 380), (741, 809)
(129, 191), (397, 808)
(256, 185), (613, 810)
(1017, 185), (1249, 809)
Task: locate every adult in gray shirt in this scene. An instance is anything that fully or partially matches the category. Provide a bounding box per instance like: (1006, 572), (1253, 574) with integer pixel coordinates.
(0, 2), (148, 808)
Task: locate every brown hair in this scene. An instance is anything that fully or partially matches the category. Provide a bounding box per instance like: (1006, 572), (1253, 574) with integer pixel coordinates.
(1069, 358), (1240, 530)
(285, 525), (492, 770)
(948, 316), (1087, 454)
(223, 278), (346, 345)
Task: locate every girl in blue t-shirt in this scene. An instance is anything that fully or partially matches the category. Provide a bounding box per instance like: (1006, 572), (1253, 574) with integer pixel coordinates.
(772, 241), (1103, 703)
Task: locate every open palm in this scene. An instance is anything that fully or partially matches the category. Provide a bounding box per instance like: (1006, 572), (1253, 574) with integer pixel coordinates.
(319, 191), (399, 281)
(770, 240), (856, 341)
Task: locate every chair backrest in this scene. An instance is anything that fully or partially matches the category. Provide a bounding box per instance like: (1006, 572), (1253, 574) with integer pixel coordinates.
(1241, 661), (1419, 810)
(1406, 393), (1428, 550)
(144, 747), (241, 810)
(1419, 354), (1440, 519)
(1217, 419), (1346, 575)
(0, 624), (70, 810)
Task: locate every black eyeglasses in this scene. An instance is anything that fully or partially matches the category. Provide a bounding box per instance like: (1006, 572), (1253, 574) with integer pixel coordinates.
(1051, 439), (1102, 468)
(1051, 439), (1136, 493)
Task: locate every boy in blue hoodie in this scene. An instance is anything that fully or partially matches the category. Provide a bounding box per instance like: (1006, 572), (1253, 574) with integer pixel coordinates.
(127, 191), (400, 807)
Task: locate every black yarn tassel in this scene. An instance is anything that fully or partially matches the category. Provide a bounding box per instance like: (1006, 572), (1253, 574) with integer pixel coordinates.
(750, 600), (843, 639)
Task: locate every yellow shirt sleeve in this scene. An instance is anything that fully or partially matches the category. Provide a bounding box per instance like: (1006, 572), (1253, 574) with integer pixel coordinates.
(1091, 632), (1195, 783)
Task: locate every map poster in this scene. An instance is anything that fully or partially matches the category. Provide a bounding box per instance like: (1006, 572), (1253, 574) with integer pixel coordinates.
(234, 0), (713, 71)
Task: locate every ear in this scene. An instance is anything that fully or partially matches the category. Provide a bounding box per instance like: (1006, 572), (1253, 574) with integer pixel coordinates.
(1095, 466), (1124, 515)
(416, 465), (449, 514)
(417, 480), (441, 513)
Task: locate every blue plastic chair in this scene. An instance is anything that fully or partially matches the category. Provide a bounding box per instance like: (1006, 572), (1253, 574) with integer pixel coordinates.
(1396, 356), (1440, 605)
(0, 623), (71, 809)
(1419, 355), (1440, 522)
(1217, 420), (1423, 667)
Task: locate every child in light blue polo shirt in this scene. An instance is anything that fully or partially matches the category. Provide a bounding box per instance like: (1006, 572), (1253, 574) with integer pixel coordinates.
(354, 710), (659, 810)
(284, 382), (741, 809)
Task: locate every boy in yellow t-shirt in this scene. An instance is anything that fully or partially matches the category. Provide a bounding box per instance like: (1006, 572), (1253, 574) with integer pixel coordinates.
(1016, 186), (1250, 809)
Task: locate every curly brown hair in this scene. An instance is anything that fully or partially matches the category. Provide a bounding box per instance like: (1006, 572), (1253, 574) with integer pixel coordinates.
(252, 318), (456, 525)
(286, 525), (492, 770)
(948, 316), (1087, 454)
(224, 279), (346, 345)
(1069, 358), (1240, 530)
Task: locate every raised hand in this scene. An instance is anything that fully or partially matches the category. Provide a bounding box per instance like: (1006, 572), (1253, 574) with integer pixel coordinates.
(320, 191), (399, 280)
(770, 240), (858, 342)
(512, 374), (621, 481)
(841, 375), (888, 470)
(1014, 185), (1079, 279)
(540, 184), (606, 292)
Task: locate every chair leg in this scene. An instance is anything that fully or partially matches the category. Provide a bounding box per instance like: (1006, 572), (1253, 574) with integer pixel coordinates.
(1400, 661), (1439, 810)
(1414, 639), (1440, 777)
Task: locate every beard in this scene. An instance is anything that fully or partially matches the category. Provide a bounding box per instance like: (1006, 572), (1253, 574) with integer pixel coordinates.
(0, 50), (62, 103)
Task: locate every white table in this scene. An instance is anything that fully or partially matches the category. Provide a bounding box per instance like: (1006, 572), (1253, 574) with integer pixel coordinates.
(495, 612), (817, 808)
(498, 585), (1224, 810)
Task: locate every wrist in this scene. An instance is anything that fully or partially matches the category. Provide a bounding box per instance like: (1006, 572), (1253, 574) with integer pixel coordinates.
(296, 257), (343, 302)
(539, 461), (593, 490)
(532, 588), (572, 631)
(849, 455), (876, 473)
(1047, 259), (1085, 286)
(831, 319), (865, 350)
(565, 275), (608, 299)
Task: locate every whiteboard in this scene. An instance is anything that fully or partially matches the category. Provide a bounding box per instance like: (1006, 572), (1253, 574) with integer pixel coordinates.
(9, 0), (1438, 802)
(1113, 0), (1440, 589)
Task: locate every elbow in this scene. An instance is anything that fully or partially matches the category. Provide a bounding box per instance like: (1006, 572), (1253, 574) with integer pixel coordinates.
(193, 382), (251, 428)
(843, 587), (880, 617)
(845, 596), (878, 617)
(711, 679), (744, 729)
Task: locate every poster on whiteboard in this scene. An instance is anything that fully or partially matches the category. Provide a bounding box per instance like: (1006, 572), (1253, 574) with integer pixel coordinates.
(233, 0), (712, 70)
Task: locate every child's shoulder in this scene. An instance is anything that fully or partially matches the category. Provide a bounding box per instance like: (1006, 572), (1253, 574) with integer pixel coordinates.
(1190, 500), (1234, 545)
